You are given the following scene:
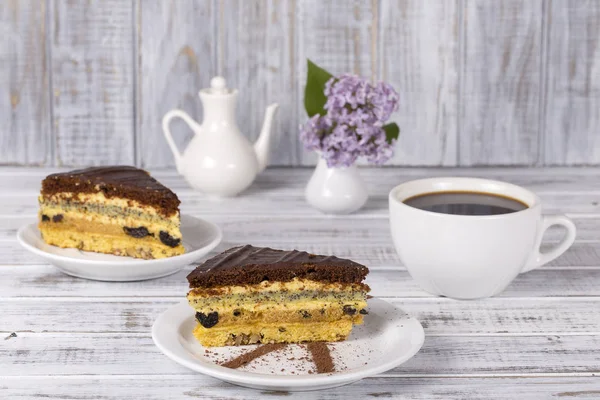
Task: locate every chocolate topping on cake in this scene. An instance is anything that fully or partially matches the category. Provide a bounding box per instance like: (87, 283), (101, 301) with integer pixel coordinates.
(187, 245), (369, 288)
(40, 166), (180, 217)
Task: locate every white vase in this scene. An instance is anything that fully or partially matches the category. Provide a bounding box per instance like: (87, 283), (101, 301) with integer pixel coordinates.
(305, 158), (368, 214)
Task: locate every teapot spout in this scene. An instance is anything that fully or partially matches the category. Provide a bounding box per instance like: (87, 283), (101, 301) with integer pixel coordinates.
(253, 103), (279, 173)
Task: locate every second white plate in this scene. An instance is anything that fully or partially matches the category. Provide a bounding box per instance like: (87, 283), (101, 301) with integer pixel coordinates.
(16, 214), (222, 281)
(152, 298), (425, 391)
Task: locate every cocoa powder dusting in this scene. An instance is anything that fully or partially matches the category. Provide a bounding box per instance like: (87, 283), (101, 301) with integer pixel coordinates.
(221, 343), (286, 369)
(307, 342), (335, 374)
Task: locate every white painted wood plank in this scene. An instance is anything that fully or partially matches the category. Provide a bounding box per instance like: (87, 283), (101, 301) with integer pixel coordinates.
(221, 0), (296, 166)
(2, 223), (600, 265)
(397, 298), (600, 335)
(0, 240), (399, 265)
(543, 0), (600, 165)
(3, 297), (599, 335)
(2, 168), (600, 219)
(3, 376), (600, 400)
(0, 241), (42, 264)
(379, 0), (459, 166)
(296, 0), (376, 165)
(459, 0), (543, 165)
(3, 333), (600, 376)
(546, 242), (600, 268)
(50, 0), (135, 166)
(3, 167), (600, 195)
(134, 214), (600, 243)
(97, 167), (600, 194)
(2, 265), (599, 298)
(2, 190), (600, 218)
(400, 335), (600, 376)
(0, 232), (599, 267)
(0, 0), (50, 165)
(137, 0), (218, 168)
(162, 192), (600, 217)
(1, 213), (600, 244)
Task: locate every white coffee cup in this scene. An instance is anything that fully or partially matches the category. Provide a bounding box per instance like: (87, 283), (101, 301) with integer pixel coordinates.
(389, 177), (577, 299)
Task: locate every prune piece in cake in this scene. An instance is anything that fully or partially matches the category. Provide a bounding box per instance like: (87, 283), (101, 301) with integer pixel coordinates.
(123, 226), (150, 238)
(41, 215), (50, 222)
(196, 311), (219, 328)
(159, 231), (181, 247)
(343, 305), (357, 315)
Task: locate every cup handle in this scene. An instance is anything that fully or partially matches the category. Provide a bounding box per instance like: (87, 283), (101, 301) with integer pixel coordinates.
(162, 109), (201, 173)
(521, 215), (577, 273)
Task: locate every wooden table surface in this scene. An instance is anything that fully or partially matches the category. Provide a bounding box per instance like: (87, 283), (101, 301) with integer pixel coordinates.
(2, 167), (600, 399)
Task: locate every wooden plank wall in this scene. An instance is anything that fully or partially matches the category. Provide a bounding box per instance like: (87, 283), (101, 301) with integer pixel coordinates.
(459, 0), (543, 166)
(50, 0), (135, 166)
(1, 0), (599, 168)
(0, 0), (50, 165)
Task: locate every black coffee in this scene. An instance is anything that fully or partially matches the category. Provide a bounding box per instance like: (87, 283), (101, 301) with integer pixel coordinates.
(403, 191), (528, 216)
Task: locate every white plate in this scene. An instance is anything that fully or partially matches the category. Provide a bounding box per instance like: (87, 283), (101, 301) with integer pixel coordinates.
(152, 298), (425, 391)
(16, 214), (222, 281)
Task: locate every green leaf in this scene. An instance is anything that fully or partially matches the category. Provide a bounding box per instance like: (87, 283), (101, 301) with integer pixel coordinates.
(304, 59), (334, 117)
(383, 123), (400, 144)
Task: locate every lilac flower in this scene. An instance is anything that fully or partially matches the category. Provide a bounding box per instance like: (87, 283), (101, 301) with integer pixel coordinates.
(300, 74), (399, 168)
(299, 115), (326, 152)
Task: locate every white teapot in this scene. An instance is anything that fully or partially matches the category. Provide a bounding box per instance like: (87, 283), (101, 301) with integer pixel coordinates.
(162, 76), (279, 197)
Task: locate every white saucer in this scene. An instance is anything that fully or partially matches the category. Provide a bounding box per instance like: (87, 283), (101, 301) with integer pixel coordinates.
(152, 298), (424, 391)
(16, 214), (222, 281)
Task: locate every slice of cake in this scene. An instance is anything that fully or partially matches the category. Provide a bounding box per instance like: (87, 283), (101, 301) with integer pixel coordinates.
(38, 166), (184, 259)
(186, 245), (370, 347)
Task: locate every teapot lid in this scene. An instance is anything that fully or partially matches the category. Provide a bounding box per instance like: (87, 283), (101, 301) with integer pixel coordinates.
(201, 76), (235, 95)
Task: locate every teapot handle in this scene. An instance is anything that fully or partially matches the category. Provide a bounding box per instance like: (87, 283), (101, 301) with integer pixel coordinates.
(162, 109), (201, 173)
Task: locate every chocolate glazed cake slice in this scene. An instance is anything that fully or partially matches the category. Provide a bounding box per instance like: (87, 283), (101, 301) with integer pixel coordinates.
(38, 166), (184, 259)
(186, 245), (370, 347)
